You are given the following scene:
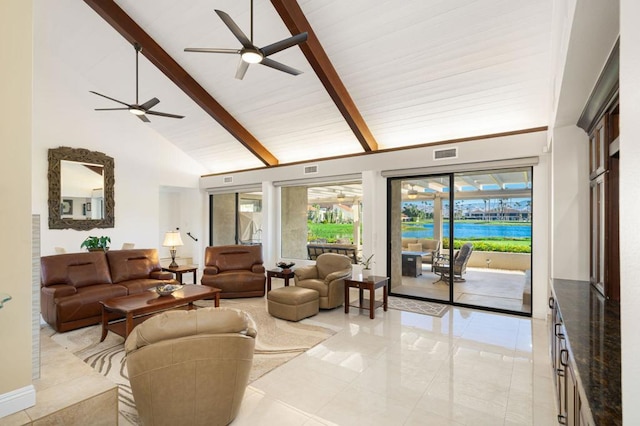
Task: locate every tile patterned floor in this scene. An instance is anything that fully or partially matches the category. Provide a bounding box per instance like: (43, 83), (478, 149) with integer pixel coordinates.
(232, 290), (557, 425)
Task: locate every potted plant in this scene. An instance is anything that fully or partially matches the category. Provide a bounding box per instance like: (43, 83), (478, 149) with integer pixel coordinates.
(80, 236), (111, 252)
(358, 253), (375, 278)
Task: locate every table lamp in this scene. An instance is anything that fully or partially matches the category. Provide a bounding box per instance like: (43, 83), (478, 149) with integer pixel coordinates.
(162, 231), (184, 268)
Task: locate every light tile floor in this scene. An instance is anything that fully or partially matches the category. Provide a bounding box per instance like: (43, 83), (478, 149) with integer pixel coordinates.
(233, 295), (557, 426)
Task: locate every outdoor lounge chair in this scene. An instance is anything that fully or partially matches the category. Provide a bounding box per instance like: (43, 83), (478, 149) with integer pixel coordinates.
(433, 243), (474, 284)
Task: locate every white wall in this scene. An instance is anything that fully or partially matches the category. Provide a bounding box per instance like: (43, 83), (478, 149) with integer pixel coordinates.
(32, 1), (206, 257)
(620, 0), (640, 422)
(0, 0), (35, 417)
(550, 124), (590, 280)
(202, 131), (551, 318)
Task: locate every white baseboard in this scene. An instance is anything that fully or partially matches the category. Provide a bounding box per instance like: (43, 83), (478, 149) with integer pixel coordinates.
(0, 385), (35, 419)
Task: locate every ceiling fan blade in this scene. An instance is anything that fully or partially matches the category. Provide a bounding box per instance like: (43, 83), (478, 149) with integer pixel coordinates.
(260, 58), (303, 76)
(138, 114), (151, 123)
(94, 108), (130, 111)
(145, 110), (185, 119)
(215, 10), (253, 49)
(140, 97), (160, 110)
(89, 91), (130, 107)
(260, 32), (308, 57)
(235, 60), (250, 80)
(184, 47), (240, 54)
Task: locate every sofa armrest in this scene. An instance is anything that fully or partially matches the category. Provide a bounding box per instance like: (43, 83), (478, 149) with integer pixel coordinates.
(324, 268), (352, 284)
(251, 264), (265, 274)
(203, 266), (220, 275)
(294, 265), (318, 281)
(41, 284), (77, 299)
(150, 271), (174, 280)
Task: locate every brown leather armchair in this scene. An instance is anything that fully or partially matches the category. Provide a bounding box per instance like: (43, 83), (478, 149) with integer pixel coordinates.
(201, 245), (266, 298)
(294, 253), (352, 309)
(125, 307), (256, 426)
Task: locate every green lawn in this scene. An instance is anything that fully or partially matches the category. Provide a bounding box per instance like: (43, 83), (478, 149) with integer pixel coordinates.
(308, 223), (354, 243)
(307, 221), (531, 253)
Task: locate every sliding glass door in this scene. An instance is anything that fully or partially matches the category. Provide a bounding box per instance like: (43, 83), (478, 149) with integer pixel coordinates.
(209, 191), (263, 246)
(388, 167), (533, 315)
(388, 175), (452, 302)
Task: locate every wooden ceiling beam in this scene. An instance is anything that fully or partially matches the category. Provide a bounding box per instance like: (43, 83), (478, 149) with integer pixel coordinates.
(270, 0), (378, 152)
(83, 0), (278, 167)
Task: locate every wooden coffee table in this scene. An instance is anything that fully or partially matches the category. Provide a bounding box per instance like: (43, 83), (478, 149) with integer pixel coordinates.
(100, 284), (220, 341)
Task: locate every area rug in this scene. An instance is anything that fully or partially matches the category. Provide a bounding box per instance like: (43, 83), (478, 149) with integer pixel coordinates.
(43, 297), (335, 426)
(387, 296), (449, 317)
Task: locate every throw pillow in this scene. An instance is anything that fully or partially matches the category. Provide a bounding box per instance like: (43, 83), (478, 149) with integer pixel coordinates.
(407, 243), (423, 252)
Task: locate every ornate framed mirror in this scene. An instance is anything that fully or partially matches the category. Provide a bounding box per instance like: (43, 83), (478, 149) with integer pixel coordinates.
(48, 146), (115, 230)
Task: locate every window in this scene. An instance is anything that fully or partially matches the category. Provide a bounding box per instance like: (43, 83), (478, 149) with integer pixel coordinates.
(280, 182), (362, 260)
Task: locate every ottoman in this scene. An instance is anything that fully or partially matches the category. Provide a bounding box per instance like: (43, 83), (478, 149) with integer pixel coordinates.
(267, 286), (319, 321)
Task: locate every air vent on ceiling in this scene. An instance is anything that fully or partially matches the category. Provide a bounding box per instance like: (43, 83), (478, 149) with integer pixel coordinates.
(304, 165), (319, 175)
(222, 176), (233, 184)
(433, 147), (458, 160)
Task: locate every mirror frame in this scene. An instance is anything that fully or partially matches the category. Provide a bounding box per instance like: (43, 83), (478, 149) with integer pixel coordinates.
(48, 146), (115, 230)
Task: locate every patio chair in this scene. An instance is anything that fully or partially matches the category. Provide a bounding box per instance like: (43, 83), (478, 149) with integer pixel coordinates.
(433, 243), (474, 284)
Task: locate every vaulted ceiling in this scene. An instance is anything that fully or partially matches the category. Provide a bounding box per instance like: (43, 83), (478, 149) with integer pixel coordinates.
(54, 0), (553, 175)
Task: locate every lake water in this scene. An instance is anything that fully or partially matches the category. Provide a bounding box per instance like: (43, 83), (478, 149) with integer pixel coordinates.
(403, 222), (531, 239)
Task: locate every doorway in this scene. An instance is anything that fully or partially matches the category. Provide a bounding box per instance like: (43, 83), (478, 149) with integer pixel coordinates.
(388, 167), (532, 315)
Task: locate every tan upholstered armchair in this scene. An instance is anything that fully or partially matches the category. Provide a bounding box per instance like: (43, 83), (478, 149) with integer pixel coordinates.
(201, 245), (266, 298)
(125, 307), (257, 426)
(294, 253), (352, 309)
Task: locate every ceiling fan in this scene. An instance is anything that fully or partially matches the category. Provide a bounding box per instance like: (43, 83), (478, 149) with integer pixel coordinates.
(90, 44), (184, 122)
(184, 0), (308, 80)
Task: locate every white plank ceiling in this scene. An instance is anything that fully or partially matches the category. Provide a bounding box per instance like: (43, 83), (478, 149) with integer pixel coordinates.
(40, 0), (553, 175)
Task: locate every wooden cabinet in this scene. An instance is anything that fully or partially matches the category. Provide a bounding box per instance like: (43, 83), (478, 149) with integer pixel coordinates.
(549, 297), (594, 426)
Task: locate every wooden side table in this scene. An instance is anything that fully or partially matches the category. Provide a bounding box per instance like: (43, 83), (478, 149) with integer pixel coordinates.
(344, 275), (389, 319)
(162, 265), (198, 284)
(266, 268), (295, 292)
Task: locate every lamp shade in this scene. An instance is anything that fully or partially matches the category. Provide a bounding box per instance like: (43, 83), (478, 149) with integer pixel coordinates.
(162, 231), (184, 248)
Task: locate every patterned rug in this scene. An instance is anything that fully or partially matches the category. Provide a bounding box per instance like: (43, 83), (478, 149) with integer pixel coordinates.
(387, 296), (449, 317)
(43, 297), (335, 425)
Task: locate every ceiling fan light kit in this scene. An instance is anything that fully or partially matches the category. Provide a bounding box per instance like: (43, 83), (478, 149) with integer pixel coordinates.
(184, 0), (308, 80)
(241, 50), (263, 64)
(90, 43), (184, 122)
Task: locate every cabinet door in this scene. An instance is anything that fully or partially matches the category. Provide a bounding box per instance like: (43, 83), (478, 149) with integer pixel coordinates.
(565, 357), (577, 426)
(590, 174), (606, 295)
(589, 117), (608, 179)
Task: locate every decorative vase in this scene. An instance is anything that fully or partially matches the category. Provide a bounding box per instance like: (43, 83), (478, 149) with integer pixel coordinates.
(362, 269), (371, 279)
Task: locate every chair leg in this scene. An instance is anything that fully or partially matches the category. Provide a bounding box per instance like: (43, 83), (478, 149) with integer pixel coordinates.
(433, 274), (449, 285)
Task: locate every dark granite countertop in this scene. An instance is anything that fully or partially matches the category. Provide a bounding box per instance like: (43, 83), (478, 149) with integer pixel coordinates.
(552, 279), (621, 425)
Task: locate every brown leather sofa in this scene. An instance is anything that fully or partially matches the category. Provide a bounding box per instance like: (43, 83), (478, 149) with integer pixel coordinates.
(200, 245), (266, 298)
(125, 307), (256, 426)
(40, 249), (176, 332)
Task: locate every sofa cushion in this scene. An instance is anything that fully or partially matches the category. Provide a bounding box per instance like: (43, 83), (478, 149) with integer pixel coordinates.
(56, 284), (128, 323)
(401, 238), (417, 249)
(107, 249), (163, 283)
(215, 251), (255, 271)
(41, 252), (112, 289)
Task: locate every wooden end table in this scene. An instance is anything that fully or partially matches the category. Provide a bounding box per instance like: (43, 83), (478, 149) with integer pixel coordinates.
(344, 275), (389, 319)
(266, 268), (295, 292)
(162, 265), (198, 284)
(99, 284), (220, 341)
